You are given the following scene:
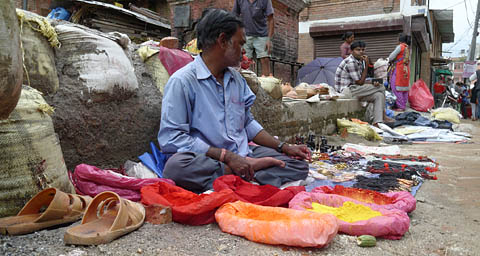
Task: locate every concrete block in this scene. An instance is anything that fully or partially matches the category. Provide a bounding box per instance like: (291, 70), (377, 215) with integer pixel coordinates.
(145, 204), (172, 225)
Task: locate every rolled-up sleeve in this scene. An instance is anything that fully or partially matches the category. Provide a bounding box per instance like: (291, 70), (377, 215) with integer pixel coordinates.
(242, 80), (264, 140)
(158, 77), (210, 154)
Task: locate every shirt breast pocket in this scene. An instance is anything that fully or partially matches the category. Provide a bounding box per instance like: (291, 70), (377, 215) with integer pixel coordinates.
(230, 96), (245, 132)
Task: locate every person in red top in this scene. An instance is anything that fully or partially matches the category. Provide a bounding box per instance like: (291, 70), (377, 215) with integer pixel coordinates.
(340, 31), (354, 59)
(388, 34), (411, 111)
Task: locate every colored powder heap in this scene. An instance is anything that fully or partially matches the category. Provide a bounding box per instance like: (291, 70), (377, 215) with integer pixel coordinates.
(308, 201), (382, 223)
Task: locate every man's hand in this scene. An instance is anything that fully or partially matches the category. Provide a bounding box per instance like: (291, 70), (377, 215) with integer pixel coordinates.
(265, 39), (272, 54)
(282, 144), (311, 161)
(224, 151), (255, 181)
(361, 55), (370, 64)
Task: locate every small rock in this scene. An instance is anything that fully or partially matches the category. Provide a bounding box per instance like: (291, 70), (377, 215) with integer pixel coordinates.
(137, 248), (143, 254)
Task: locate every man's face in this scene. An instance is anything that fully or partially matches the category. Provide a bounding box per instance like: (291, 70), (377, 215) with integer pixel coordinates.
(224, 27), (246, 67)
(351, 47), (366, 60)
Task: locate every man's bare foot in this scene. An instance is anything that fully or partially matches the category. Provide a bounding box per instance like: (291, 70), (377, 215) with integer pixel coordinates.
(246, 157), (285, 171)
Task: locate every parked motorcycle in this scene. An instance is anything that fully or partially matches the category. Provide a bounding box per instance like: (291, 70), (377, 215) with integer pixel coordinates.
(440, 83), (460, 110)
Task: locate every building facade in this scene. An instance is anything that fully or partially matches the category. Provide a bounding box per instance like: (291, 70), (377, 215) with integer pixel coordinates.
(298, 0), (453, 88)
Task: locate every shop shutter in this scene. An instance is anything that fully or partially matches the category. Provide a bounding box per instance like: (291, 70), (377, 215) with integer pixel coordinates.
(314, 31), (402, 62)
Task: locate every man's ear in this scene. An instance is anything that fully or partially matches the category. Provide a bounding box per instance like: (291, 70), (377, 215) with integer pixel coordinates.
(217, 32), (228, 49)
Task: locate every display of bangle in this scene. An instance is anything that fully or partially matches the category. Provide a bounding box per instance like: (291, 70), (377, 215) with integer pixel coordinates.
(219, 148), (226, 162)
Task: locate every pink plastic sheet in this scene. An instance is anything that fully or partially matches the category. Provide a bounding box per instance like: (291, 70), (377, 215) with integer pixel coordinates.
(409, 79), (434, 112)
(289, 192), (410, 239)
(312, 186), (416, 213)
(69, 163), (174, 201)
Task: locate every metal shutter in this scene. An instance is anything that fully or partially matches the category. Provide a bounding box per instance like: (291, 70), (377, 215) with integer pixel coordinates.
(314, 31), (402, 62)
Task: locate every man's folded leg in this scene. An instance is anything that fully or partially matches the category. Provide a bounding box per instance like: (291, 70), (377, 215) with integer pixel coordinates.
(249, 145), (309, 187)
(162, 152), (225, 193)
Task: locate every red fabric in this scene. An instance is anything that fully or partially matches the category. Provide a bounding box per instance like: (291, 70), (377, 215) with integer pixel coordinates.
(157, 46), (194, 75)
(141, 182), (238, 225)
(140, 175), (305, 225)
(213, 175), (305, 207)
(394, 43), (410, 88)
(433, 82), (446, 94)
(70, 164), (174, 202)
(241, 54), (253, 70)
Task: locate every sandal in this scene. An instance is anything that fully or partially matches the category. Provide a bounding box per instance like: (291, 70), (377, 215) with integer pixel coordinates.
(0, 188), (92, 235)
(64, 191), (145, 245)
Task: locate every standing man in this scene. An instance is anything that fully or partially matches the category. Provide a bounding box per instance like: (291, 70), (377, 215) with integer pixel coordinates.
(335, 41), (395, 127)
(158, 9), (309, 193)
(233, 0), (274, 76)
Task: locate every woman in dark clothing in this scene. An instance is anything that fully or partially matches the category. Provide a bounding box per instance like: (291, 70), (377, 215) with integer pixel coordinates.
(340, 31), (354, 59)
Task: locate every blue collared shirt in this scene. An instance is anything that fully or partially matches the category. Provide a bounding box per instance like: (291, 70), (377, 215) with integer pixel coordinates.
(158, 55), (264, 157)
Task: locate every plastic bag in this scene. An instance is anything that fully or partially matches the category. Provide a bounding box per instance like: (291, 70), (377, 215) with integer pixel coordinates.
(409, 79), (434, 112)
(337, 118), (382, 141)
(289, 192), (410, 239)
(213, 175), (305, 207)
(141, 181), (238, 225)
(312, 186), (416, 213)
(70, 164), (174, 201)
(157, 46), (194, 75)
(258, 76), (283, 100)
(0, 0), (22, 119)
(431, 107), (461, 124)
(215, 201), (338, 248)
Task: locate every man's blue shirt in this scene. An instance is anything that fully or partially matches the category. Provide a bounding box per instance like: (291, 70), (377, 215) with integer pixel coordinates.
(158, 55), (263, 157)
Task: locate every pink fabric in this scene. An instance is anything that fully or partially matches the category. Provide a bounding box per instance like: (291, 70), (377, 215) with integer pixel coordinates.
(312, 186), (416, 213)
(70, 164), (174, 201)
(157, 46), (194, 75)
(289, 192), (410, 239)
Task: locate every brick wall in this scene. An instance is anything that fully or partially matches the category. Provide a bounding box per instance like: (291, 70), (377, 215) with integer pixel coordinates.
(298, 33), (314, 64)
(167, 0), (305, 81)
(300, 0), (401, 21)
(16, 0), (52, 16)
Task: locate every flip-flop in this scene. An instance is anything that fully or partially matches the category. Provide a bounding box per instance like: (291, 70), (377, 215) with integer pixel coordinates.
(64, 191), (145, 245)
(0, 188), (92, 235)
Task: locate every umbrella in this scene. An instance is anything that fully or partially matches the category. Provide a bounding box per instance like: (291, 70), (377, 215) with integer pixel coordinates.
(297, 57), (343, 86)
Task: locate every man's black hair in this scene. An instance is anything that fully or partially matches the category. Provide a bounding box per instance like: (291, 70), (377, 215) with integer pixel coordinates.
(350, 41), (366, 51)
(196, 8), (244, 50)
(341, 31), (354, 41)
(398, 33), (411, 46)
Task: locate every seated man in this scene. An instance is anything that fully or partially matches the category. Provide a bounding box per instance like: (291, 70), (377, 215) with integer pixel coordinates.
(334, 41), (395, 126)
(158, 9), (310, 193)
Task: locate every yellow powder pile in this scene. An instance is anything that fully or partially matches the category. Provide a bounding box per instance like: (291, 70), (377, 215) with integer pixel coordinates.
(307, 201), (382, 223)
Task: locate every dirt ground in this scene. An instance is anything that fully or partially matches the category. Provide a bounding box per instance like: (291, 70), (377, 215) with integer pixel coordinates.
(1, 121), (479, 256)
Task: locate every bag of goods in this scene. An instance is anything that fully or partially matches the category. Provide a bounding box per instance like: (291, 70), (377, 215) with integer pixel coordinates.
(0, 0), (23, 119)
(258, 76), (283, 100)
(374, 58), (389, 79)
(16, 9), (59, 94)
(281, 82), (293, 96)
(215, 201), (338, 248)
(240, 69), (260, 95)
(312, 186), (416, 213)
(409, 79), (434, 112)
(431, 107), (461, 124)
(55, 24), (138, 97)
(337, 118), (382, 141)
(289, 192), (410, 239)
(0, 86), (74, 217)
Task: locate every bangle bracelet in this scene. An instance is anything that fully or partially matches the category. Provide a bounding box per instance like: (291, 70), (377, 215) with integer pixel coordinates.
(219, 148), (226, 162)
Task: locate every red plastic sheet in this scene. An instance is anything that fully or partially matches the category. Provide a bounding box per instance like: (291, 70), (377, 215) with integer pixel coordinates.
(141, 175), (306, 225)
(313, 185), (416, 213)
(69, 164), (174, 201)
(215, 201), (338, 248)
(409, 79), (434, 112)
(141, 181), (238, 225)
(289, 192), (410, 239)
(157, 46), (193, 75)
(213, 175), (305, 207)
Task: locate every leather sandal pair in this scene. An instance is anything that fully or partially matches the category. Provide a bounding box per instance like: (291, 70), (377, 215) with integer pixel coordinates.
(0, 188), (145, 245)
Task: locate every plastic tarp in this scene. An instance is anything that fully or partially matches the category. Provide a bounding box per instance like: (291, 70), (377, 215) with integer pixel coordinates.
(157, 46), (193, 76)
(141, 175), (306, 225)
(215, 201), (338, 248)
(289, 192), (410, 239)
(213, 175), (305, 207)
(70, 164), (174, 202)
(312, 186), (416, 213)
